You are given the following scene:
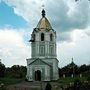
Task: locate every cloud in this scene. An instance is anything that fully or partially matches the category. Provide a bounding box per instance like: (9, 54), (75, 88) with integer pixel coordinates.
(1, 0), (89, 42)
(58, 31), (73, 42)
(57, 29), (90, 67)
(2, 0), (44, 27)
(0, 0), (90, 67)
(49, 0), (89, 31)
(1, 27), (89, 67)
(0, 28), (30, 67)
(84, 26), (90, 36)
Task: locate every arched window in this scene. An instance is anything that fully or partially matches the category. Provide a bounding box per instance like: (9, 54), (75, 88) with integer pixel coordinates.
(50, 34), (53, 41)
(49, 45), (54, 56)
(40, 46), (45, 56)
(41, 33), (44, 41)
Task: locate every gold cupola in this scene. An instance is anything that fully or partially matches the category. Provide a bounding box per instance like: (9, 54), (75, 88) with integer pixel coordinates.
(36, 9), (52, 30)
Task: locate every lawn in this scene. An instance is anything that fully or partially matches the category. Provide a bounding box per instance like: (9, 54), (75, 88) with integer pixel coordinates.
(58, 76), (87, 85)
(0, 77), (24, 86)
(0, 76), (88, 87)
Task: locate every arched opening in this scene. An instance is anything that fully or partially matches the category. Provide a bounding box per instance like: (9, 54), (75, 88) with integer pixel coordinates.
(41, 33), (44, 41)
(35, 70), (41, 81)
(50, 34), (53, 41)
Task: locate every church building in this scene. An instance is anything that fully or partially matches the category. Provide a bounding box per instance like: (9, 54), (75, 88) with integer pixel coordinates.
(26, 10), (59, 81)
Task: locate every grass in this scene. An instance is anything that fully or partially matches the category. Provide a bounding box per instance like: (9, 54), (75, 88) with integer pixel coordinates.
(0, 77), (24, 86)
(0, 76), (88, 87)
(56, 76), (88, 89)
(55, 76), (88, 90)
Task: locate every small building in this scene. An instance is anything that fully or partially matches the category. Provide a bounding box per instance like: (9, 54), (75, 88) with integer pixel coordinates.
(26, 10), (59, 81)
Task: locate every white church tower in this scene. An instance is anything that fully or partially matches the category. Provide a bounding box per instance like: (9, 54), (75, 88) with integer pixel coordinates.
(26, 10), (59, 81)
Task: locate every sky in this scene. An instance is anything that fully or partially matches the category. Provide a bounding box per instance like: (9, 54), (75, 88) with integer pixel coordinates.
(0, 0), (90, 67)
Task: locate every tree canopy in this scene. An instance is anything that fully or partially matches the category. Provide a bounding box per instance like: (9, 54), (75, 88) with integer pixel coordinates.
(0, 62), (5, 77)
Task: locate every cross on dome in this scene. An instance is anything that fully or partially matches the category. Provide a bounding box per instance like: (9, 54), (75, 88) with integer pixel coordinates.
(42, 9), (45, 17)
(36, 9), (52, 30)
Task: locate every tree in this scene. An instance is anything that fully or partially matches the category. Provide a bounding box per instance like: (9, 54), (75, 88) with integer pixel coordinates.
(10, 65), (26, 78)
(60, 61), (78, 77)
(78, 64), (88, 73)
(19, 66), (27, 78)
(0, 62), (5, 77)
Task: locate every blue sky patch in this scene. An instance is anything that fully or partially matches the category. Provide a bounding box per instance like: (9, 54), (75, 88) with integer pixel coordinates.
(0, 2), (27, 29)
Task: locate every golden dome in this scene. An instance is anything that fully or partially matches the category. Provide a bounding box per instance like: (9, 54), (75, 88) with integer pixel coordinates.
(36, 10), (52, 30)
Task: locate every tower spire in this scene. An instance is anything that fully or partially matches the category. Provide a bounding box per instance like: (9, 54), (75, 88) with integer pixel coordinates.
(42, 9), (45, 17)
(72, 57), (73, 62)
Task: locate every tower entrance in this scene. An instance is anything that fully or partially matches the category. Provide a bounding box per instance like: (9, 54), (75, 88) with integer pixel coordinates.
(35, 70), (41, 81)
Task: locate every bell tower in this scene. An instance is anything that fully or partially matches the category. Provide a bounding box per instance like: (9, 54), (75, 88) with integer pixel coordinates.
(26, 10), (59, 81)
(31, 9), (56, 59)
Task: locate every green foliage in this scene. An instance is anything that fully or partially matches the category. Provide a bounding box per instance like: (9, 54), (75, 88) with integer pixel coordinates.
(59, 61), (79, 77)
(59, 63), (90, 77)
(0, 62), (5, 77)
(10, 65), (27, 78)
(4, 65), (27, 78)
(74, 78), (81, 86)
(58, 77), (87, 87)
(78, 64), (89, 74)
(87, 76), (90, 81)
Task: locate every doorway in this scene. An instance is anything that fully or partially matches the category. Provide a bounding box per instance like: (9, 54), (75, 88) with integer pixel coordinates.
(35, 70), (41, 81)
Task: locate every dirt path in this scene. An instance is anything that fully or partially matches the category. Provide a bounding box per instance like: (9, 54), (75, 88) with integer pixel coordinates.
(6, 81), (59, 90)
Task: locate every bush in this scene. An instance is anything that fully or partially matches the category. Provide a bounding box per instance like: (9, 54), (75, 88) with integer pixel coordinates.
(87, 76), (90, 81)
